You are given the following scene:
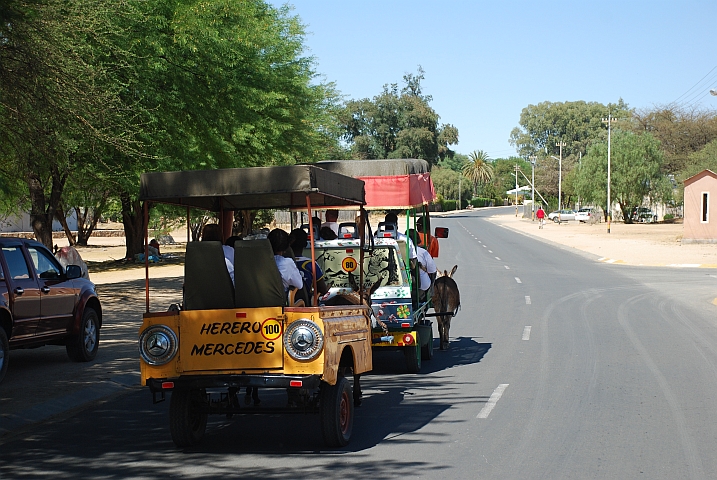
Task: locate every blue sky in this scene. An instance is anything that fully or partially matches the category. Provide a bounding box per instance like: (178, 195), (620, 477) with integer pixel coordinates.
(272, 0), (717, 160)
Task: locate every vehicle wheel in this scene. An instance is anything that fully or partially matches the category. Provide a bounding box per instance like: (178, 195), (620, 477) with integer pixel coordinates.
(0, 328), (8, 384)
(66, 307), (99, 362)
(170, 388), (208, 448)
(405, 342), (421, 373)
(320, 377), (354, 447)
(421, 328), (434, 361)
(552, 217), (559, 223)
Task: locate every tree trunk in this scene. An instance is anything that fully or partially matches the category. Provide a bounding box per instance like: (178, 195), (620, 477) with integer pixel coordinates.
(29, 172), (53, 247)
(55, 204), (77, 246)
(121, 192), (146, 259)
(75, 197), (106, 246)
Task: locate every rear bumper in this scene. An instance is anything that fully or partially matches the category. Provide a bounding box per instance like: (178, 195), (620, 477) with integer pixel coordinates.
(146, 373), (322, 392)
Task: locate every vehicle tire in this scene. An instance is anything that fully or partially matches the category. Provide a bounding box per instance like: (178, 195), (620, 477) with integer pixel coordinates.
(0, 328), (8, 384)
(66, 307), (99, 362)
(552, 217), (559, 223)
(421, 328), (434, 361)
(405, 342), (421, 373)
(169, 388), (208, 448)
(320, 377), (353, 447)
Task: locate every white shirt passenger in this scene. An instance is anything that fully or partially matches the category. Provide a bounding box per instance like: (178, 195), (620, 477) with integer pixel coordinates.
(321, 221), (339, 236)
(416, 246), (436, 291)
(274, 255), (303, 290)
(222, 245), (235, 285)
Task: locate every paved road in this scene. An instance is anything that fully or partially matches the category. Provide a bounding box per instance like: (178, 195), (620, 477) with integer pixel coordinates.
(2, 207), (717, 479)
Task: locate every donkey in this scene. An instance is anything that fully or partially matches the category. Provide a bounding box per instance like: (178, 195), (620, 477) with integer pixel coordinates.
(323, 273), (382, 406)
(432, 265), (460, 350)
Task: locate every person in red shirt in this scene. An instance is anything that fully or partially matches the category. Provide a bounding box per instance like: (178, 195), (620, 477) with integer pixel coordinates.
(536, 206), (546, 229)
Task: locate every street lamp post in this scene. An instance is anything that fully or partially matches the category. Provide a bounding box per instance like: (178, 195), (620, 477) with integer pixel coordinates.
(555, 142), (566, 223)
(602, 115), (618, 233)
(529, 155), (537, 220)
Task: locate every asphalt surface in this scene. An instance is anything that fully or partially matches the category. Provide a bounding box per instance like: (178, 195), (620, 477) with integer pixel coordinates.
(2, 206), (717, 479)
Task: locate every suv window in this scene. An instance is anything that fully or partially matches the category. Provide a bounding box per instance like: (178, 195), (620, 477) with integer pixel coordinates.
(2, 246), (31, 279)
(27, 247), (62, 279)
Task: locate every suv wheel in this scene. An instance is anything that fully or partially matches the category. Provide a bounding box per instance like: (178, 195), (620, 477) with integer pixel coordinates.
(67, 307), (100, 362)
(0, 328), (8, 384)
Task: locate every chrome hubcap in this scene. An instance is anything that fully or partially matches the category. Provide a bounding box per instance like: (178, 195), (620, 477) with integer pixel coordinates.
(83, 319), (96, 352)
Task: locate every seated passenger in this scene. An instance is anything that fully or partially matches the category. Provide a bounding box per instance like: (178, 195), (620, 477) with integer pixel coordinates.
(289, 228), (329, 301)
(201, 223), (235, 285)
(320, 226), (337, 240)
(321, 209), (340, 236)
(382, 212), (417, 261)
(417, 220), (439, 258)
(411, 229), (437, 302)
(267, 228), (303, 291)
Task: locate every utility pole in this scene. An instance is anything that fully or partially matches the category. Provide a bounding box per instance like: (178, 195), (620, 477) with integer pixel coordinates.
(556, 141), (566, 223)
(602, 115), (618, 233)
(529, 155), (537, 220)
(514, 164), (519, 216)
(458, 174), (462, 211)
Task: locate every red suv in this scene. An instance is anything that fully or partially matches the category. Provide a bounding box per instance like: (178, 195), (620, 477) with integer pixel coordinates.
(0, 238), (102, 383)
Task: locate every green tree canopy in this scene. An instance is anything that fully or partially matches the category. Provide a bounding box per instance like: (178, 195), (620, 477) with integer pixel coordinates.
(574, 130), (670, 223)
(462, 150), (494, 194)
(509, 99), (631, 158)
(338, 67), (458, 165)
(431, 166), (471, 202)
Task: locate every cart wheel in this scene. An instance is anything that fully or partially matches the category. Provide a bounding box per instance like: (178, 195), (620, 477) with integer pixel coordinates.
(421, 328), (434, 361)
(320, 377), (354, 447)
(405, 342), (421, 373)
(169, 388), (208, 448)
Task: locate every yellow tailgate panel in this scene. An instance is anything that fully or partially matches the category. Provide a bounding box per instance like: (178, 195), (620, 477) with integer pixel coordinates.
(179, 307), (284, 372)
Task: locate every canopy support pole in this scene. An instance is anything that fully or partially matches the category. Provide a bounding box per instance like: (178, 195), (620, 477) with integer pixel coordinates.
(144, 201), (150, 313)
(306, 194), (319, 307)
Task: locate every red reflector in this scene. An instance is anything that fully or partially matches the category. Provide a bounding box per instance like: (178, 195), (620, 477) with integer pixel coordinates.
(346, 249), (354, 253)
(397, 343), (403, 346)
(401, 322), (410, 328)
(236, 312), (247, 318)
(289, 380), (303, 387)
(383, 233), (391, 237)
(161, 382), (174, 389)
(403, 334), (414, 345)
(343, 234), (351, 238)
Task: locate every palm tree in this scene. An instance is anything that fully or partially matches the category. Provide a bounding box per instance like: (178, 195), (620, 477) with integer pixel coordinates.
(462, 150), (494, 196)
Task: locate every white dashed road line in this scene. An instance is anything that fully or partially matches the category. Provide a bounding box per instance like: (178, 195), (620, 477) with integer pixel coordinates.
(504, 265), (510, 269)
(495, 257), (501, 260)
(522, 326), (532, 340)
(477, 384), (509, 419)
(525, 296), (531, 304)
(515, 277), (522, 284)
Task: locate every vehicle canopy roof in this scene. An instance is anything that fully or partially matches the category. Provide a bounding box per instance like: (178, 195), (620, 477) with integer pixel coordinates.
(139, 164), (365, 211)
(316, 158), (435, 209)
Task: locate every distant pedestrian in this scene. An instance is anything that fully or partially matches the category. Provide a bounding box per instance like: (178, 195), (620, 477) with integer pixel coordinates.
(536, 206), (546, 229)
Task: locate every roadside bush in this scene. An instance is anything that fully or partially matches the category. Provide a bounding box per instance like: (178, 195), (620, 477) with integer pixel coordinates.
(470, 197), (492, 208)
(442, 199), (457, 210)
(664, 213), (674, 220)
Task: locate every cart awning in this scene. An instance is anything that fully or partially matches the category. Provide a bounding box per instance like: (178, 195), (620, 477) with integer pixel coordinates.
(139, 165), (365, 211)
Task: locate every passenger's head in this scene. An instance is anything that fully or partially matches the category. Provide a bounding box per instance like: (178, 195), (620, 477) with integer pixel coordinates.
(384, 212), (398, 225)
(417, 219), (428, 233)
(268, 228), (290, 254)
(408, 229), (422, 246)
(325, 209), (339, 222)
(320, 226), (337, 240)
(289, 228), (308, 257)
(225, 235), (241, 247)
(201, 223), (222, 242)
(149, 239), (160, 248)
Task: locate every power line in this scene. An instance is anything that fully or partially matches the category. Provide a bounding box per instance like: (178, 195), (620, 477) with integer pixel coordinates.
(669, 65), (717, 105)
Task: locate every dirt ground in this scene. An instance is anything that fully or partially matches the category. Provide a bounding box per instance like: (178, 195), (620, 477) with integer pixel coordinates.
(485, 212), (717, 267)
(55, 211), (717, 287)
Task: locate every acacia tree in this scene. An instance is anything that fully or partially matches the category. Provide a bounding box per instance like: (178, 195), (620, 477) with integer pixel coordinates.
(462, 150), (494, 195)
(0, 0), (144, 248)
(574, 130), (670, 223)
(338, 67), (459, 164)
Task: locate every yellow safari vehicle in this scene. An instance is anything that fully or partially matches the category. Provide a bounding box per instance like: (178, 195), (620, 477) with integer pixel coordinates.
(137, 165), (372, 448)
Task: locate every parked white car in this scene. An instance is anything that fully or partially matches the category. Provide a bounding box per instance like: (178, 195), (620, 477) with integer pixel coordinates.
(575, 207), (601, 223)
(547, 209), (575, 222)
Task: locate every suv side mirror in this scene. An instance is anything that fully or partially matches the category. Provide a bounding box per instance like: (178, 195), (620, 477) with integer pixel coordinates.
(66, 264), (82, 279)
(434, 227), (449, 239)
